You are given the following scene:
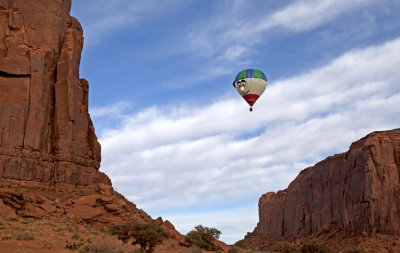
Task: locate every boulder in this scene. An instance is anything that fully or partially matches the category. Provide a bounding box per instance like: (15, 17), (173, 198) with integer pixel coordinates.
(0, 199), (16, 218)
(69, 205), (103, 222)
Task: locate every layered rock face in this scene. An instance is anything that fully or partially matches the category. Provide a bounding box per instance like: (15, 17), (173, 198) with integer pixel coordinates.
(0, 2), (187, 250)
(245, 129), (400, 242)
(0, 0), (109, 185)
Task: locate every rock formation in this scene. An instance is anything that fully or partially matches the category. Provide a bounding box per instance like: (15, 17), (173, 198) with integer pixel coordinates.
(0, 0), (108, 185)
(0, 1), (185, 250)
(242, 129), (400, 250)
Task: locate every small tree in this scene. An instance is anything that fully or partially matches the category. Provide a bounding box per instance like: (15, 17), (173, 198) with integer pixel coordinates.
(110, 221), (167, 253)
(185, 225), (222, 251)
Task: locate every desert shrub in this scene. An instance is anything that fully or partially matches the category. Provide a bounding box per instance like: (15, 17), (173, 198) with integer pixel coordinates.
(79, 242), (116, 253)
(21, 218), (34, 224)
(1, 232), (12, 241)
(110, 220), (167, 253)
(66, 232), (85, 251)
(301, 242), (333, 253)
(66, 240), (81, 250)
(53, 225), (65, 235)
(0, 220), (5, 229)
(41, 239), (55, 249)
(7, 216), (18, 222)
(274, 242), (297, 253)
(72, 232), (83, 240)
(66, 223), (79, 232)
(185, 225), (222, 252)
(346, 248), (365, 253)
(16, 230), (35, 240)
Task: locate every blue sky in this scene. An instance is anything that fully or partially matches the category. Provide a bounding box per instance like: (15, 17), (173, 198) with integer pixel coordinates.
(71, 0), (400, 244)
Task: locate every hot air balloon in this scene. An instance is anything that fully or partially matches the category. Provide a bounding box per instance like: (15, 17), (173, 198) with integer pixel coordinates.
(233, 68), (267, 111)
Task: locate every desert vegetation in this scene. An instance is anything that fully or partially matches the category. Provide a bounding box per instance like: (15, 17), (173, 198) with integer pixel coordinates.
(0, 217), (137, 253)
(0, 216), (371, 253)
(185, 225), (222, 252)
(110, 220), (167, 253)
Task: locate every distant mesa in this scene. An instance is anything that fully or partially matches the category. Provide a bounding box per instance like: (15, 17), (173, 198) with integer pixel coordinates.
(240, 128), (400, 252)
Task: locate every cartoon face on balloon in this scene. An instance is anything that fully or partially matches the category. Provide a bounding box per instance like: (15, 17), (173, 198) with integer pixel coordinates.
(234, 79), (249, 95)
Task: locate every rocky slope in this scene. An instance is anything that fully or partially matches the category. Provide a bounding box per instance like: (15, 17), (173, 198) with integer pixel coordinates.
(242, 129), (400, 252)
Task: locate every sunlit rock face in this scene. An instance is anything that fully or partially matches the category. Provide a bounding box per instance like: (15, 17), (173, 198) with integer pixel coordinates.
(0, 0), (108, 185)
(244, 129), (400, 244)
(0, 3), (187, 245)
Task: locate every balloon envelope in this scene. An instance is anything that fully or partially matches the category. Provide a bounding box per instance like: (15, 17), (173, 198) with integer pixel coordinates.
(233, 69), (267, 108)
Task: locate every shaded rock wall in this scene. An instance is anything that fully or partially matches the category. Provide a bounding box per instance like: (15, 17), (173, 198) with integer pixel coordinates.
(245, 129), (400, 242)
(0, 0), (109, 185)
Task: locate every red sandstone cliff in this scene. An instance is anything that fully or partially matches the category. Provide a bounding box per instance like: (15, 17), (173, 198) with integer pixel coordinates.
(242, 129), (400, 251)
(0, 0), (107, 185)
(0, 1), (186, 251)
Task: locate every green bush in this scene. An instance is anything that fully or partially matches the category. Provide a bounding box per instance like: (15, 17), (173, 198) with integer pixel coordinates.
(79, 242), (116, 253)
(110, 220), (167, 253)
(185, 225), (222, 252)
(301, 242), (333, 253)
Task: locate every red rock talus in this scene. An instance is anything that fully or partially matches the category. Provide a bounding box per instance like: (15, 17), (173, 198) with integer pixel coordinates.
(0, 0), (109, 185)
(244, 129), (400, 242)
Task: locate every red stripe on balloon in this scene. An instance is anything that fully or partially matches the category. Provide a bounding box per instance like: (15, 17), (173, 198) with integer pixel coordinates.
(242, 94), (260, 106)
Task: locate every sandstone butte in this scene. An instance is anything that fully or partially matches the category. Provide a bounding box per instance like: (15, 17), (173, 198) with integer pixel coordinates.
(0, 1), (194, 252)
(241, 129), (400, 253)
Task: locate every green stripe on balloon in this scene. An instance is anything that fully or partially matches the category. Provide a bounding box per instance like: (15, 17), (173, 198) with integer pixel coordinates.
(239, 70), (246, 79)
(234, 68), (267, 81)
(254, 69), (262, 79)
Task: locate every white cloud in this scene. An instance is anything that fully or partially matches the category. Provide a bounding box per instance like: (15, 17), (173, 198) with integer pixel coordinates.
(181, 0), (379, 58)
(257, 0), (375, 32)
(167, 0), (383, 89)
(91, 101), (131, 119)
(97, 38), (400, 243)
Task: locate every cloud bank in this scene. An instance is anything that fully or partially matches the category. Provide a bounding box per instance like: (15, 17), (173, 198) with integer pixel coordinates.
(94, 37), (400, 243)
